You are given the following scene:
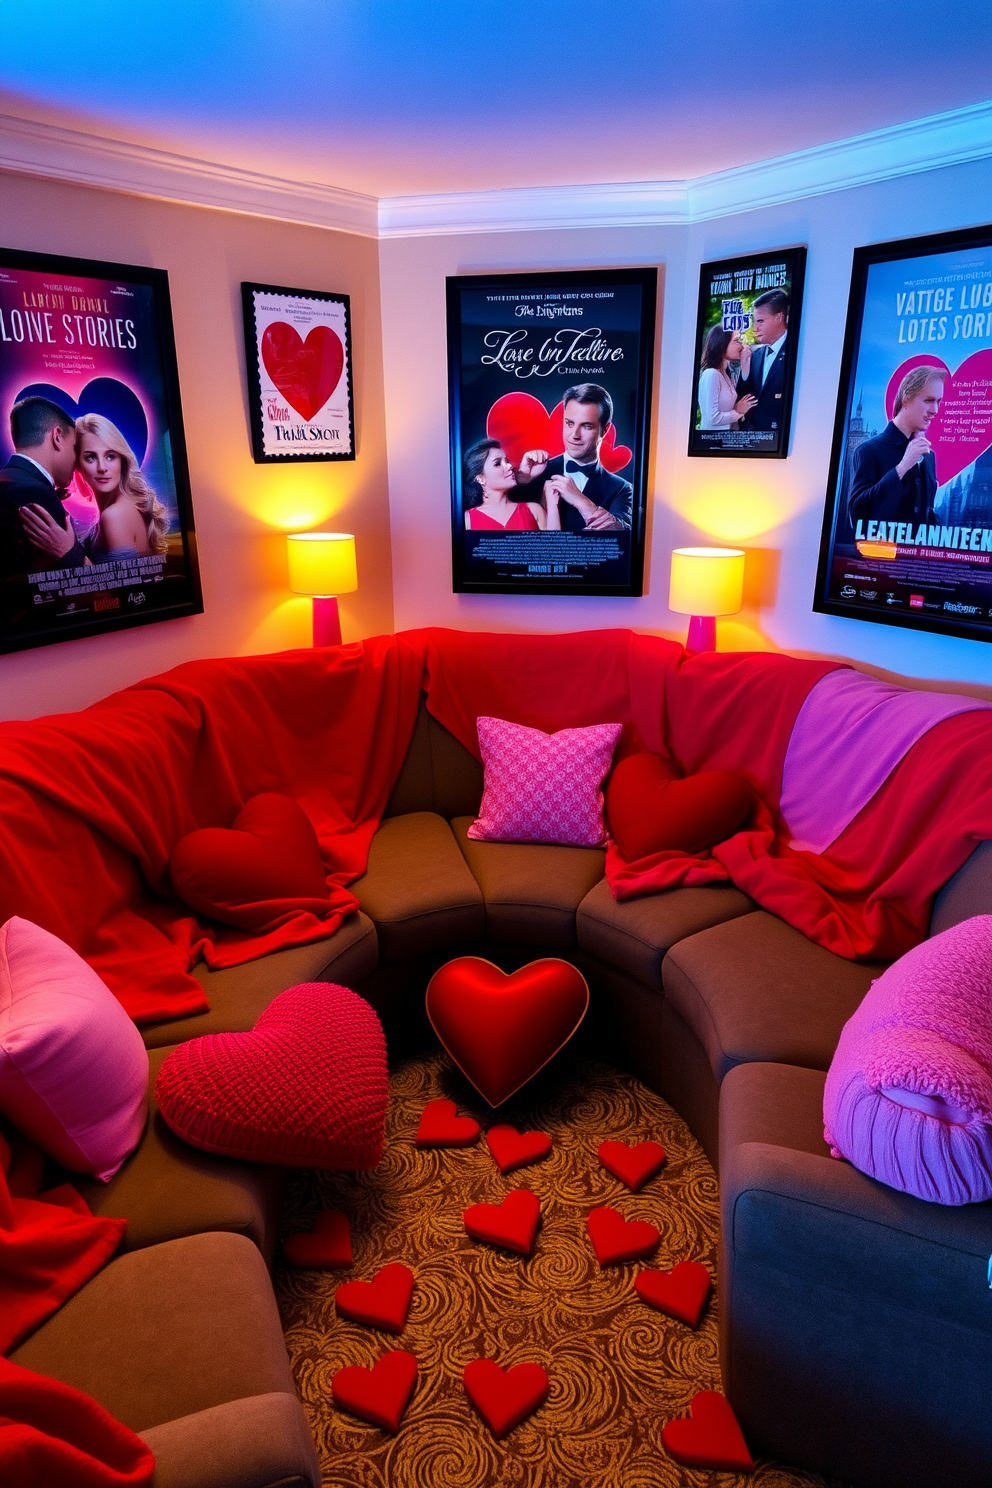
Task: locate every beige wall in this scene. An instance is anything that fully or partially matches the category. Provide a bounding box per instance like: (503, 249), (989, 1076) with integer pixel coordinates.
(0, 172), (391, 721)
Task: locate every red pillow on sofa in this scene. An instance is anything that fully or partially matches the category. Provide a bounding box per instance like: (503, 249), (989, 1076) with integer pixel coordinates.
(168, 793), (330, 930)
(154, 982), (388, 1168)
(605, 753), (752, 861)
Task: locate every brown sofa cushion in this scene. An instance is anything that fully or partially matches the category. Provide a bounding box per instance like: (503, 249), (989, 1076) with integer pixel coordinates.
(66, 1047), (282, 1261)
(577, 877), (756, 989)
(451, 816), (606, 948)
(663, 910), (885, 1083)
(930, 838), (992, 936)
(139, 1392), (319, 1488)
(141, 911), (377, 1049)
(384, 695), (484, 819)
(353, 812), (484, 960)
(11, 1232), (294, 1433)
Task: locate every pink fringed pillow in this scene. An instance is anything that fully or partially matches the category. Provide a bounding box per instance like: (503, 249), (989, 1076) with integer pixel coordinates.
(0, 917), (149, 1180)
(823, 915), (992, 1205)
(468, 716), (622, 847)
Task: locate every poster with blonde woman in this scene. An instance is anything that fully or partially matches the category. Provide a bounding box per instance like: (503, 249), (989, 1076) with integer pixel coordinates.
(0, 247), (201, 654)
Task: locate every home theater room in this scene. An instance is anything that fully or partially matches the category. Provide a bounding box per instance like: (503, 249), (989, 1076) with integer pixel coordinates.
(3, 4), (992, 1486)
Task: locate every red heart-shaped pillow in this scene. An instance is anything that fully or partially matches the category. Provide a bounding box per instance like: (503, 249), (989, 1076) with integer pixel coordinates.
(586, 1206), (660, 1266)
(426, 957), (588, 1107)
(155, 982), (387, 1167)
(169, 793), (330, 929)
(336, 1264), (415, 1334)
(415, 1098), (481, 1148)
(463, 1190), (541, 1256)
(605, 755), (751, 861)
(598, 1139), (666, 1191)
(463, 1359), (549, 1437)
(662, 1390), (754, 1471)
(332, 1351), (418, 1432)
(486, 1125), (553, 1175)
(635, 1261), (712, 1327)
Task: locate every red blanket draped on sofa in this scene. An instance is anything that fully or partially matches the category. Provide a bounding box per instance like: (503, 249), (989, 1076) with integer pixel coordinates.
(3, 627), (992, 1025)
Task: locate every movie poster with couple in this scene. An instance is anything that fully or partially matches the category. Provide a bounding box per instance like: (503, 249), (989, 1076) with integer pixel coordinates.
(0, 247), (201, 655)
(814, 224), (992, 644)
(688, 246), (806, 458)
(446, 268), (657, 596)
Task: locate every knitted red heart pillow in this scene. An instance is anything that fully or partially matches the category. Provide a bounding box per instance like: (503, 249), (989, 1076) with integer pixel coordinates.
(168, 793), (330, 930)
(155, 983), (387, 1167)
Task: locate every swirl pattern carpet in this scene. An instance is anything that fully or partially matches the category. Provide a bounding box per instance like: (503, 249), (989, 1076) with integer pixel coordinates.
(276, 1051), (839, 1488)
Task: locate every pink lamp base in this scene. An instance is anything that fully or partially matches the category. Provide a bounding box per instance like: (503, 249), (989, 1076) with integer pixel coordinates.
(686, 615), (716, 653)
(312, 596), (342, 647)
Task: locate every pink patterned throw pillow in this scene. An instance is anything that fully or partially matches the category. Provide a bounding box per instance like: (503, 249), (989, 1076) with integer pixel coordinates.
(468, 716), (622, 847)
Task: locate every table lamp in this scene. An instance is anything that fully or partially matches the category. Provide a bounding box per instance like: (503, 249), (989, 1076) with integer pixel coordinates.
(286, 532), (357, 647)
(669, 546), (745, 653)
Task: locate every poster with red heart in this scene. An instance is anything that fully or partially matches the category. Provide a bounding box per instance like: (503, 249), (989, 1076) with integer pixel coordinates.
(815, 224), (992, 643)
(0, 246), (202, 656)
(241, 282), (354, 463)
(446, 268), (657, 596)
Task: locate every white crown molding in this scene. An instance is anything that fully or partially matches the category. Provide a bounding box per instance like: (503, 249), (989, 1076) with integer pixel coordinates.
(1, 100), (990, 242)
(0, 113), (379, 237)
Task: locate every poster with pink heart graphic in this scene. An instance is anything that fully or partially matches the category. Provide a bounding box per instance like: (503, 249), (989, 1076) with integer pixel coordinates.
(241, 282), (354, 463)
(0, 246), (201, 656)
(815, 223), (992, 644)
(446, 268), (657, 597)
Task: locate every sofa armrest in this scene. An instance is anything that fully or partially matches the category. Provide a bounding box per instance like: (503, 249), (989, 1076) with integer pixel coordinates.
(139, 1392), (319, 1488)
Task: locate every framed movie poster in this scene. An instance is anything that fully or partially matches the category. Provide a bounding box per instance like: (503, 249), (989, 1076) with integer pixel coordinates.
(0, 246), (202, 656)
(688, 246), (806, 458)
(814, 224), (992, 643)
(241, 282), (354, 463)
(447, 267), (657, 596)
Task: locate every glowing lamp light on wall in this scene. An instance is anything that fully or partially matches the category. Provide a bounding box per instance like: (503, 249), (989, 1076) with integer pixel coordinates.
(286, 532), (357, 647)
(669, 546), (745, 653)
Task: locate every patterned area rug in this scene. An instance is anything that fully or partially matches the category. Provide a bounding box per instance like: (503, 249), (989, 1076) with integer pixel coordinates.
(277, 1050), (837, 1488)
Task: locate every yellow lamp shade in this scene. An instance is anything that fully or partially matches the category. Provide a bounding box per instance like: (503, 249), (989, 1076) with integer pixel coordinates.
(286, 532), (358, 596)
(669, 547), (745, 617)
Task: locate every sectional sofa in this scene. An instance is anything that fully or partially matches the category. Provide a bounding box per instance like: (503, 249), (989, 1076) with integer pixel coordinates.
(5, 649), (992, 1488)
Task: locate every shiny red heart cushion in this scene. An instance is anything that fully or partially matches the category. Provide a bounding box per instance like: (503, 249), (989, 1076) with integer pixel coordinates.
(598, 1140), (666, 1191)
(415, 1099), (481, 1148)
(336, 1264), (415, 1334)
(283, 1209), (352, 1269)
(169, 793), (330, 930)
(155, 982), (387, 1168)
(635, 1262), (712, 1327)
(331, 1351), (418, 1432)
(463, 1189), (541, 1255)
(261, 321), (344, 422)
(486, 1125), (553, 1175)
(662, 1390), (754, 1471)
(463, 1359), (549, 1438)
(586, 1206), (660, 1266)
(605, 756), (752, 861)
(426, 957), (589, 1107)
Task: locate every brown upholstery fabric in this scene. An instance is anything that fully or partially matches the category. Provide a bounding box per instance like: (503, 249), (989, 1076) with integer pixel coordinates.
(718, 1060), (833, 1165)
(383, 696), (484, 820)
(451, 816), (606, 948)
(663, 910), (885, 1083)
(576, 877), (755, 989)
(67, 1047), (283, 1262)
(139, 1393), (320, 1488)
(930, 838), (992, 936)
(353, 812), (484, 960)
(12, 1233), (294, 1433)
(141, 912), (377, 1049)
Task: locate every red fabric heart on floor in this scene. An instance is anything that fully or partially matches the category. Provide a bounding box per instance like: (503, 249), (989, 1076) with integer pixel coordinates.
(486, 1125), (553, 1174)
(635, 1262), (712, 1327)
(598, 1140), (666, 1191)
(261, 321), (344, 422)
(426, 957), (589, 1106)
(415, 1099), (481, 1148)
(464, 1190), (541, 1255)
(662, 1390), (754, 1471)
(463, 1359), (549, 1438)
(586, 1206), (660, 1266)
(283, 1209), (353, 1269)
(331, 1351), (418, 1432)
(336, 1264), (415, 1334)
(605, 755), (752, 862)
(169, 793), (331, 930)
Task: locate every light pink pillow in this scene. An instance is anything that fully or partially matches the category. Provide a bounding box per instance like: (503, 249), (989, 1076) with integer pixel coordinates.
(468, 716), (622, 847)
(0, 917), (149, 1180)
(823, 915), (992, 1205)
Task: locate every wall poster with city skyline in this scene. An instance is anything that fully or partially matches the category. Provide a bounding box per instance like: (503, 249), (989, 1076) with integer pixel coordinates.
(814, 223), (992, 643)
